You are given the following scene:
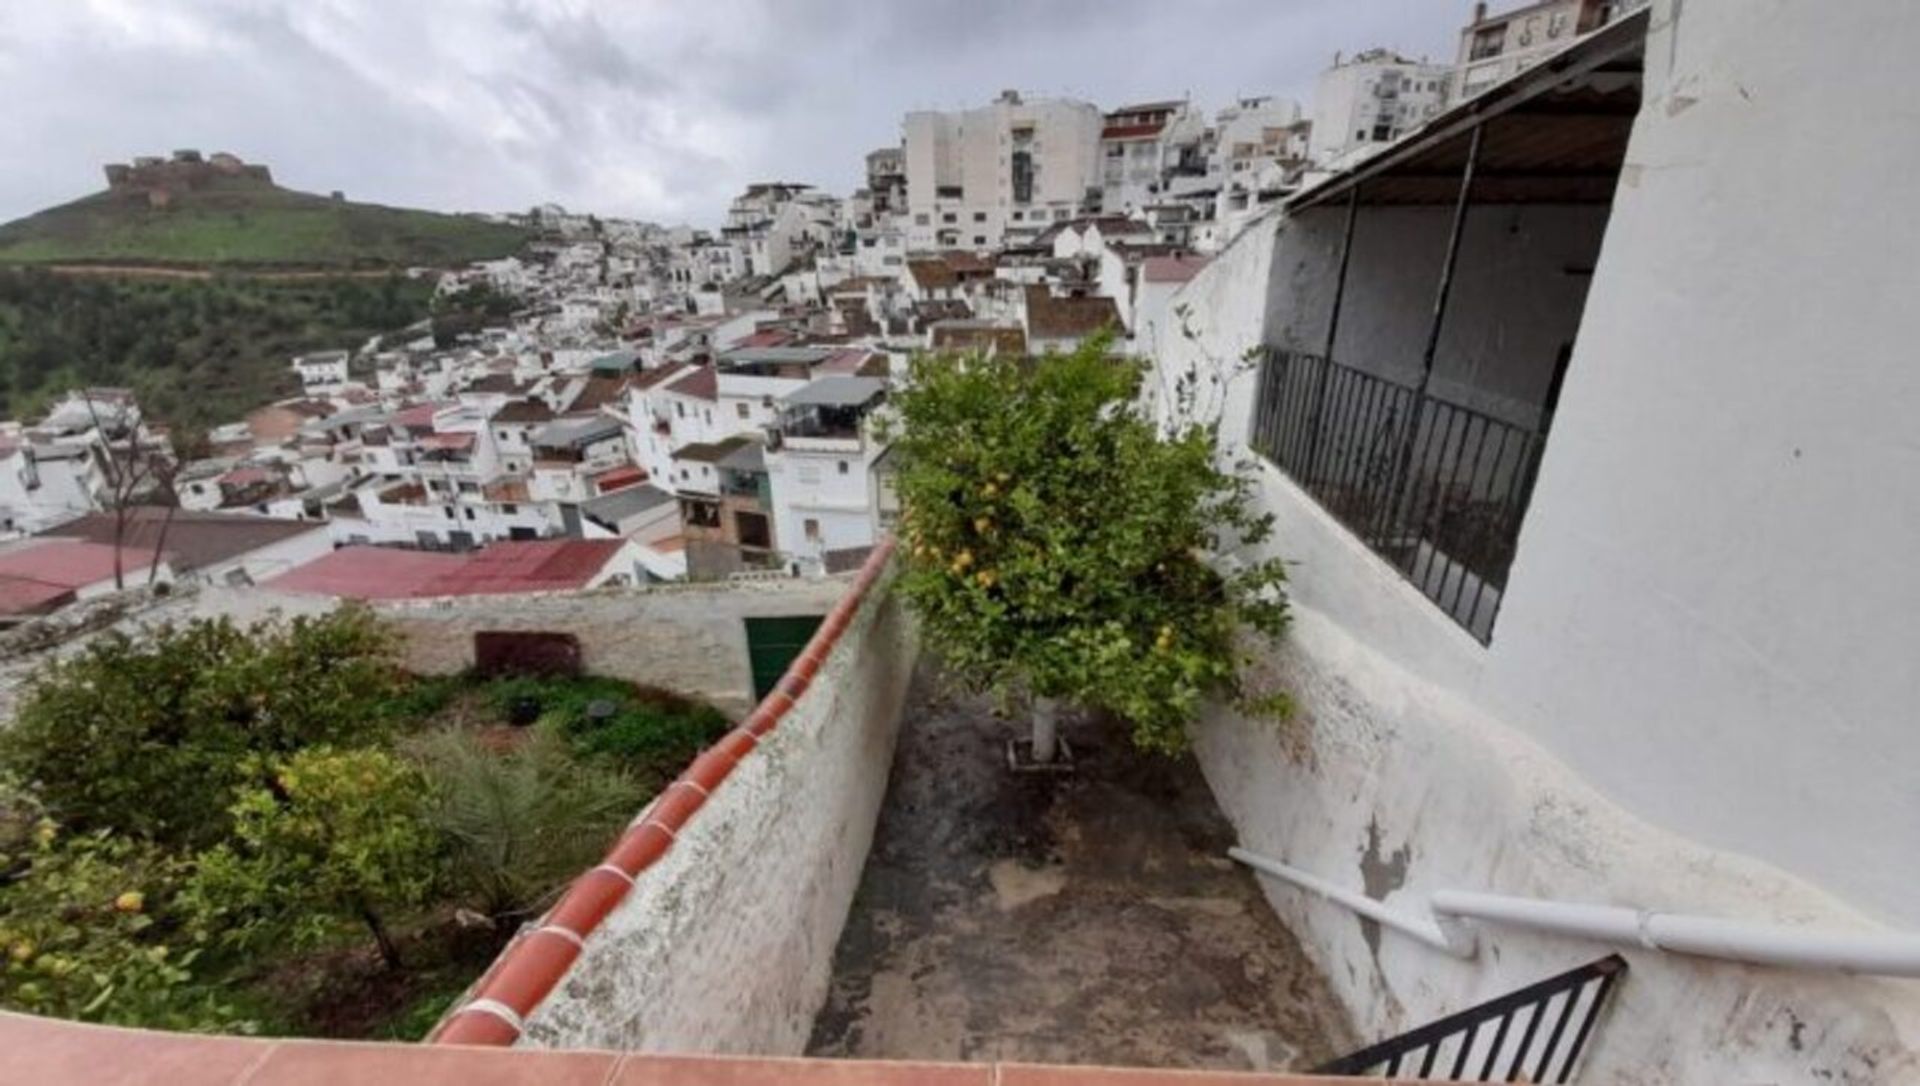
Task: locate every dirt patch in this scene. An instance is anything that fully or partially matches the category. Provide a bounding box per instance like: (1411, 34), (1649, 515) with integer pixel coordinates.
(807, 662), (1356, 1071)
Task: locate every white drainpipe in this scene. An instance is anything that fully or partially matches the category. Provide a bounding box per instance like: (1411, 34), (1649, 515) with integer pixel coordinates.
(1228, 846), (1477, 958)
(1231, 847), (1920, 979)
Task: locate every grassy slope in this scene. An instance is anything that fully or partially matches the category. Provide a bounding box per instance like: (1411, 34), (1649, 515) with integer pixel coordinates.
(0, 176), (526, 269)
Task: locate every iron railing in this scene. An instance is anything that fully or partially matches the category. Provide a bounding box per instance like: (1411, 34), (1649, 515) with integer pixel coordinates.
(1249, 349), (1548, 642)
(1316, 955), (1626, 1081)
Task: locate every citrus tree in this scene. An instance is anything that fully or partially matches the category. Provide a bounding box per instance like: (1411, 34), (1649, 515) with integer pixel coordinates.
(888, 335), (1288, 761)
(189, 747), (443, 970)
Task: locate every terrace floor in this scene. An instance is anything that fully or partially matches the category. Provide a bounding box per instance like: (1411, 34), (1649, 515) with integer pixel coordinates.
(807, 663), (1356, 1072)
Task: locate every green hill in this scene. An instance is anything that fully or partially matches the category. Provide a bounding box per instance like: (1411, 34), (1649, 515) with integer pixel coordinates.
(0, 174), (527, 270)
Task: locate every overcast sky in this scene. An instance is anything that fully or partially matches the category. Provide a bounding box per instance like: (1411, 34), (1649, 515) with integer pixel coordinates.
(0, 0), (1466, 228)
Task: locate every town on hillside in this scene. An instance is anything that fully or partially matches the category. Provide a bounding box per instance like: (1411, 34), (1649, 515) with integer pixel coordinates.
(0, 1), (1596, 615)
(6, 2), (1920, 1085)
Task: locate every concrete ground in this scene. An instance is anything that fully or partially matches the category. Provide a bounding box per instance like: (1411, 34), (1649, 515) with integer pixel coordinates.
(807, 664), (1357, 1072)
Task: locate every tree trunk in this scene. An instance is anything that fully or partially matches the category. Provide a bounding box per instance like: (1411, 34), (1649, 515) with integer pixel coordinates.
(145, 500), (178, 587)
(359, 902), (405, 970)
(1031, 696), (1060, 764)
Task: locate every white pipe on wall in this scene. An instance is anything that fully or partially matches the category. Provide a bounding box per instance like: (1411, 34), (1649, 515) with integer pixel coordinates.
(1227, 846), (1477, 958)
(1229, 846), (1920, 979)
(1433, 890), (1920, 978)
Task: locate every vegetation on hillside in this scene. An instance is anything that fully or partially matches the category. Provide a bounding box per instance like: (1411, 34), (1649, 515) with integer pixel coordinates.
(0, 609), (728, 1039)
(0, 178), (526, 269)
(0, 268), (433, 428)
(887, 334), (1291, 758)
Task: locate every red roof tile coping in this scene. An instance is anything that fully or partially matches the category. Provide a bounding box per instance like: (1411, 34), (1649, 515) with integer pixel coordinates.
(430, 537), (898, 1047)
(0, 1012), (1377, 1084)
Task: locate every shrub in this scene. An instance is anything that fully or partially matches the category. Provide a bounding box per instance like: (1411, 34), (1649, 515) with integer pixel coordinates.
(189, 747), (443, 969)
(0, 607), (405, 848)
(0, 824), (250, 1031)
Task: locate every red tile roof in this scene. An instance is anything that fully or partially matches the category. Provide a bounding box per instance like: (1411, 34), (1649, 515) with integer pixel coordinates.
(594, 464), (647, 493)
(665, 365), (719, 402)
(390, 402), (447, 430)
(268, 540), (630, 600)
(0, 540), (163, 614)
(1141, 254), (1211, 284)
(263, 547), (466, 600)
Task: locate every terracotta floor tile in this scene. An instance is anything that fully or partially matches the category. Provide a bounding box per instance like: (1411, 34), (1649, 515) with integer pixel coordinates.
(244, 1040), (617, 1086)
(612, 1053), (992, 1086)
(0, 1012), (272, 1086)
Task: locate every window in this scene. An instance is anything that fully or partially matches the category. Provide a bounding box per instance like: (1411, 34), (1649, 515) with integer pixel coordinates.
(914, 213), (929, 226)
(1469, 25), (1505, 60)
(972, 211), (986, 223)
(676, 402), (685, 418)
(502, 503), (518, 514)
(1372, 124), (1392, 141)
(464, 507), (476, 521)
(837, 460), (849, 475)
(1012, 210), (1024, 221)
(737, 402), (750, 419)
(498, 430), (509, 440)
(973, 235), (986, 245)
(941, 212), (956, 224)
(804, 518), (821, 542)
(1054, 209), (1069, 221)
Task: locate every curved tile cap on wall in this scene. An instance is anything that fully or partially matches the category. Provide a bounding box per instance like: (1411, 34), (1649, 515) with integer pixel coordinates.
(432, 538), (897, 1047)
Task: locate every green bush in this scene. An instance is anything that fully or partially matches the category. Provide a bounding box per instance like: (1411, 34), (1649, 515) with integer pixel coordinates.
(188, 747), (443, 970)
(0, 824), (251, 1031)
(476, 675), (728, 783)
(0, 608), (405, 849)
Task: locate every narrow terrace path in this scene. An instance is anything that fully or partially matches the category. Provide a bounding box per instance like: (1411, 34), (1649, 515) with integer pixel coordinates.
(808, 663), (1356, 1071)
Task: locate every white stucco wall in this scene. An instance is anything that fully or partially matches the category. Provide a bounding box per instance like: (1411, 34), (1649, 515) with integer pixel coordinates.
(1149, 2), (1920, 1078)
(522, 581), (918, 1052)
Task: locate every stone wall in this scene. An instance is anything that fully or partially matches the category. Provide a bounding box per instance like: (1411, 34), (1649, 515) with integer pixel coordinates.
(1, 578), (849, 726)
(521, 580), (918, 1052)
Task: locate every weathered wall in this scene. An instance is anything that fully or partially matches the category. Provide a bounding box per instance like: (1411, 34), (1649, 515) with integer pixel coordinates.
(0, 579), (848, 725)
(1194, 487), (1919, 1083)
(1147, 2), (1920, 1078)
(521, 582), (918, 1053)
(345, 580), (845, 719)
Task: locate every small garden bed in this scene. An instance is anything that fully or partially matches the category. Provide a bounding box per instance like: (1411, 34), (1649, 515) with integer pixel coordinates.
(0, 607), (728, 1039)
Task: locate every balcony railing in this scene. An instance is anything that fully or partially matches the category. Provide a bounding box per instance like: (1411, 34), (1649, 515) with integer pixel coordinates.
(1249, 349), (1548, 642)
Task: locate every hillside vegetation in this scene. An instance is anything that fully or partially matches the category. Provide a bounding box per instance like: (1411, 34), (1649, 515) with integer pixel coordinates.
(0, 175), (526, 269)
(0, 268), (434, 430)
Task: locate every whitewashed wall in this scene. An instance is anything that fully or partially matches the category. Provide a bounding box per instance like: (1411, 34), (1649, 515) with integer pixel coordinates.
(523, 584), (918, 1052)
(1154, 1), (1920, 1079)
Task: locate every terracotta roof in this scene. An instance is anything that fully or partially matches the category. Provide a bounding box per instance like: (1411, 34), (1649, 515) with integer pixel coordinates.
(1025, 287), (1122, 341)
(41, 508), (321, 573)
(567, 374), (629, 413)
(665, 365), (719, 402)
(390, 402), (447, 430)
(432, 541), (896, 1047)
(492, 398), (556, 424)
(594, 464), (647, 493)
(672, 434), (754, 464)
(466, 373), (527, 394)
(0, 539), (165, 614)
(416, 431), (476, 452)
(269, 539), (629, 600)
(905, 259), (958, 290)
(630, 362), (693, 392)
(1142, 254), (1211, 284)
(263, 547), (467, 600)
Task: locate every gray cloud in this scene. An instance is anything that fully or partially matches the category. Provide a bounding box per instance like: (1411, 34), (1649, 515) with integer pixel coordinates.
(0, 0), (1466, 228)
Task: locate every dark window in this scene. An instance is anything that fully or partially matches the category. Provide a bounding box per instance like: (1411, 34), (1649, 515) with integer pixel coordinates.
(972, 211), (986, 223)
(1011, 149), (1034, 204)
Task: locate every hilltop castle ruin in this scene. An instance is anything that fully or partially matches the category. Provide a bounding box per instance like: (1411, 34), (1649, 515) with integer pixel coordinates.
(101, 150), (272, 207)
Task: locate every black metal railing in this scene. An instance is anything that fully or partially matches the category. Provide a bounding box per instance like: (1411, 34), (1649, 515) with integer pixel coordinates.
(1250, 349), (1549, 642)
(1316, 955), (1626, 1081)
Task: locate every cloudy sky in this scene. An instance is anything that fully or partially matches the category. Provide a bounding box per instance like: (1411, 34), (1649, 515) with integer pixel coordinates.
(0, 0), (1465, 228)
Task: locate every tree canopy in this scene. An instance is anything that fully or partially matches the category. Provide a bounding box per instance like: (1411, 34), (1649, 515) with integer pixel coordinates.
(887, 336), (1289, 755)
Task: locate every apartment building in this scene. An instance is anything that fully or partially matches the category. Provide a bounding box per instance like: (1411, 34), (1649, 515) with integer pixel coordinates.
(903, 91), (1102, 251)
(1453, 0), (1645, 100)
(1309, 47), (1454, 166)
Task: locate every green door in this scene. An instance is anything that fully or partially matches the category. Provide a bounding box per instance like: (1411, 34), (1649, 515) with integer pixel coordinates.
(745, 615), (825, 700)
